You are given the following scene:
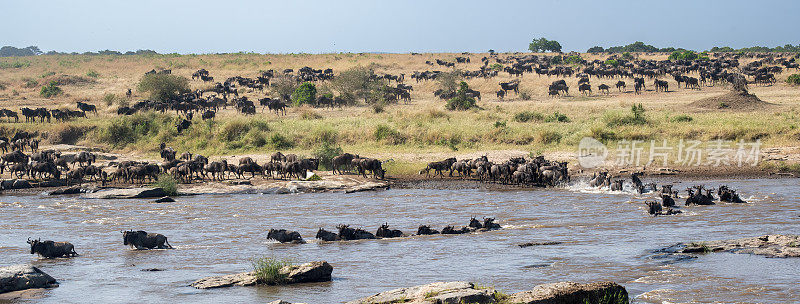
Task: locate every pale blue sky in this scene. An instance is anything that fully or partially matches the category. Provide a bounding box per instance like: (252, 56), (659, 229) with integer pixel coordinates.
(2, 0), (798, 54)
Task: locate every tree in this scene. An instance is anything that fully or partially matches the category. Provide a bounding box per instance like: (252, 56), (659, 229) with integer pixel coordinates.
(330, 66), (386, 105)
(271, 75), (298, 100)
(446, 82), (477, 111)
(587, 46), (605, 53)
(528, 37), (562, 53)
(137, 74), (189, 102)
(291, 82), (317, 106)
(0, 45), (42, 57)
(436, 70), (463, 95)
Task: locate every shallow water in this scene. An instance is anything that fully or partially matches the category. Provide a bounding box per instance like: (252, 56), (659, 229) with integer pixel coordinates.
(1, 178), (798, 303)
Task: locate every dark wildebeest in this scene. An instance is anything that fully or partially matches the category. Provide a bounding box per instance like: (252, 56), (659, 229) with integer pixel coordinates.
(578, 83), (592, 95)
(28, 238), (78, 258)
(332, 153), (357, 174)
(267, 229), (305, 244)
(122, 230), (173, 249)
(336, 224), (376, 240)
(441, 226), (470, 234)
(615, 80), (626, 92)
(375, 223), (404, 238)
(416, 225), (440, 235)
(499, 81), (519, 94)
(176, 119), (192, 133)
(316, 228), (341, 241)
(598, 84), (610, 94)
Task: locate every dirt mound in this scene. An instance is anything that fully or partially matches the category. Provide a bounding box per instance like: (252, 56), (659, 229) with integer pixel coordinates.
(689, 91), (773, 111)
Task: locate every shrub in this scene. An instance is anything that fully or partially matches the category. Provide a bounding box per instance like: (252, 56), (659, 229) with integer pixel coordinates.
(787, 74), (800, 85)
(494, 120), (507, 128)
(544, 111), (570, 122)
(330, 66), (384, 105)
(137, 73), (190, 102)
(445, 82), (477, 111)
(269, 133), (294, 150)
(48, 125), (89, 144)
(372, 103), (385, 113)
(299, 107), (323, 119)
(86, 70), (100, 78)
(671, 114), (693, 122)
(0, 82), (6, 91)
(96, 112), (172, 147)
(536, 130), (561, 144)
(590, 126), (617, 142)
(23, 78), (38, 88)
(669, 50), (699, 61)
(550, 55), (563, 65)
(291, 82), (317, 106)
(604, 59), (619, 67)
(604, 104), (647, 126)
(436, 71), (462, 96)
(514, 111), (543, 122)
(270, 75), (298, 100)
(490, 63), (503, 71)
(151, 174), (178, 196)
(251, 257), (292, 285)
(622, 52), (633, 60)
(374, 124), (406, 144)
(565, 55), (583, 65)
(40, 81), (63, 98)
(40, 71), (56, 78)
(313, 137), (343, 170)
(103, 93), (118, 106)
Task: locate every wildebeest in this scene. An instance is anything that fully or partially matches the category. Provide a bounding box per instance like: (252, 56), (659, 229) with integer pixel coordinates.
(267, 229), (305, 244)
(316, 228), (340, 241)
(416, 225), (440, 235)
(336, 224), (376, 240)
(27, 238), (78, 258)
(578, 83), (592, 95)
(176, 119), (192, 133)
(375, 223), (404, 238)
(598, 84), (610, 94)
(615, 80), (626, 92)
(122, 230), (173, 249)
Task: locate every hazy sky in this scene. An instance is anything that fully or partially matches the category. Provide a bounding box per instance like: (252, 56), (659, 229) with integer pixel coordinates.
(2, 0), (799, 54)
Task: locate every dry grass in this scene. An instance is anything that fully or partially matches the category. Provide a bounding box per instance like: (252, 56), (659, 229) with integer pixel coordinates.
(1, 52), (799, 166)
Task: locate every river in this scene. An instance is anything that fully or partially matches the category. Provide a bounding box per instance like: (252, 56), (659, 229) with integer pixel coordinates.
(1, 177), (798, 303)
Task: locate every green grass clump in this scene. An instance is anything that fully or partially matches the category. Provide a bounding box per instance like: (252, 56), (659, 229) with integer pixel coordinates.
(151, 174), (178, 196)
(671, 114), (693, 122)
(585, 290), (629, 304)
(40, 81), (63, 98)
(786, 74), (800, 85)
(86, 70), (100, 78)
(251, 257), (292, 285)
(514, 111), (543, 122)
(544, 111), (570, 123)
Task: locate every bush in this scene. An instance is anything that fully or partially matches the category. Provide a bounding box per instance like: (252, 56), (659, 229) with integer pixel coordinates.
(550, 55), (563, 65)
(565, 55), (583, 65)
(269, 133), (294, 150)
(40, 71), (55, 78)
(671, 114), (693, 122)
(494, 120), (507, 128)
(96, 112), (172, 147)
(445, 82), (477, 111)
(40, 81), (63, 98)
(490, 63), (503, 71)
(270, 76), (298, 100)
(519, 89), (532, 100)
(137, 73), (190, 102)
(514, 111), (543, 122)
(374, 125), (406, 144)
(86, 70), (100, 78)
(544, 111), (570, 122)
(669, 50), (699, 61)
(787, 74), (800, 85)
(536, 130), (561, 144)
(372, 103), (385, 113)
(330, 66), (384, 105)
(622, 52), (633, 60)
(436, 71), (462, 96)
(48, 125), (89, 144)
(604, 104), (647, 126)
(291, 82), (317, 106)
(23, 78), (38, 88)
(151, 174), (178, 196)
(604, 59), (619, 67)
(313, 139), (343, 171)
(0, 82), (6, 91)
(299, 107), (322, 119)
(103, 93), (117, 106)
(251, 257), (292, 285)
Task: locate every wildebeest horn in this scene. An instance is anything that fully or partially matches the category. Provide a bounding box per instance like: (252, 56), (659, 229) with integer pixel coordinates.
(27, 237), (32, 244)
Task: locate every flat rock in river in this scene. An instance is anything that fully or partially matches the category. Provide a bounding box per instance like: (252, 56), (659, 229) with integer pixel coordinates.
(0, 265), (58, 294)
(83, 187), (167, 199)
(507, 281), (628, 304)
(344, 281), (496, 304)
(191, 261), (332, 289)
(678, 234), (800, 258)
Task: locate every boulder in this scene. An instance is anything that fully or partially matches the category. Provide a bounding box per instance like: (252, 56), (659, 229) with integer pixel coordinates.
(153, 196), (175, 203)
(0, 265), (58, 294)
(84, 187), (167, 199)
(37, 179), (68, 188)
(191, 261), (333, 289)
(345, 281), (496, 304)
(507, 281), (628, 304)
(267, 300), (305, 304)
(48, 186), (83, 195)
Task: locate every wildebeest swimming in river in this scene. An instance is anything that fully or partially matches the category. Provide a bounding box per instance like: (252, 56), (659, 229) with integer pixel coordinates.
(375, 224), (404, 238)
(267, 229), (305, 244)
(122, 230), (173, 249)
(337, 224), (376, 240)
(416, 225), (439, 235)
(28, 238), (78, 258)
(315, 228), (341, 241)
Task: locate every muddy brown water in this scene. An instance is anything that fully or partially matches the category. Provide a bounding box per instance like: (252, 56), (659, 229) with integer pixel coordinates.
(1, 178), (798, 303)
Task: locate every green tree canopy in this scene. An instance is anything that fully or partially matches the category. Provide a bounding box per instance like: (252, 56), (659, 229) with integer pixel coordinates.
(529, 37), (562, 53)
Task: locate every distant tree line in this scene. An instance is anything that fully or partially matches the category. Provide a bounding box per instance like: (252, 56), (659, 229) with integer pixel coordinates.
(586, 41), (684, 54)
(0, 45), (160, 57)
(587, 41), (800, 54)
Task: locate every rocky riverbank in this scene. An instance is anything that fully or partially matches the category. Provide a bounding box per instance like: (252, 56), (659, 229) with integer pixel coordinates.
(191, 261), (333, 289)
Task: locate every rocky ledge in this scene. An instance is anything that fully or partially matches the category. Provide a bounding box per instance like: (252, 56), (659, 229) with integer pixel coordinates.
(345, 281), (627, 304)
(677, 234), (800, 258)
(83, 187), (168, 199)
(191, 261), (332, 289)
(0, 265), (58, 294)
